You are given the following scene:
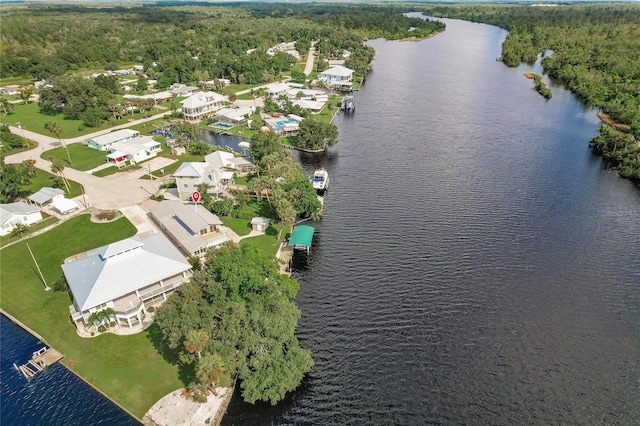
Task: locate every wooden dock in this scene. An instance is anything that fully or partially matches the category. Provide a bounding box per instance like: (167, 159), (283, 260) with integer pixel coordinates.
(14, 346), (64, 379)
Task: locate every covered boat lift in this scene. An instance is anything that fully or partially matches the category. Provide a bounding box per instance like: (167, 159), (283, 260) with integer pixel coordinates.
(288, 225), (314, 254)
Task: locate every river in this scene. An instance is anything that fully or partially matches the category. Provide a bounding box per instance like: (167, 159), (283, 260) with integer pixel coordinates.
(223, 17), (640, 424)
(0, 314), (139, 425)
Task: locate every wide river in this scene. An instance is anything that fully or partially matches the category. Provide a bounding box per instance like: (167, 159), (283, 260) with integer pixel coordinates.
(223, 17), (640, 424)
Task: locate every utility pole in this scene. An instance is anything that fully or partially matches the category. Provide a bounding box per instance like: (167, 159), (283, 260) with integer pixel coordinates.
(26, 243), (50, 291)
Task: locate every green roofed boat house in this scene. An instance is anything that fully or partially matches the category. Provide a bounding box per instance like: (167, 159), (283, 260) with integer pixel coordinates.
(288, 225), (315, 254)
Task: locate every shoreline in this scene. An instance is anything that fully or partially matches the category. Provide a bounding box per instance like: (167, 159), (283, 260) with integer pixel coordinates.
(1, 310), (143, 424)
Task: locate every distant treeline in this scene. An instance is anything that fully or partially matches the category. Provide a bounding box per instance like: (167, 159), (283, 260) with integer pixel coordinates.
(420, 3), (640, 183)
(0, 3), (443, 82)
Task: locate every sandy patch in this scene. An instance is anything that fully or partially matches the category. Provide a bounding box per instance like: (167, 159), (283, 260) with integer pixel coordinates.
(143, 387), (232, 426)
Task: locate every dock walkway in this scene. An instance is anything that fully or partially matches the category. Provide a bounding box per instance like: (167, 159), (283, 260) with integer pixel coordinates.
(14, 346), (64, 379)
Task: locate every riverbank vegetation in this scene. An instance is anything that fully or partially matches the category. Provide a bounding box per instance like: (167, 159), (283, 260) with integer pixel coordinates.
(531, 74), (552, 100)
(154, 243), (312, 405)
(421, 3), (640, 183)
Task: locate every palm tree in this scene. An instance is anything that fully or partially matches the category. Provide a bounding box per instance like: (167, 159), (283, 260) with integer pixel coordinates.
(19, 86), (33, 104)
(44, 121), (72, 164)
(50, 158), (71, 194)
(195, 352), (225, 397)
(184, 329), (209, 360)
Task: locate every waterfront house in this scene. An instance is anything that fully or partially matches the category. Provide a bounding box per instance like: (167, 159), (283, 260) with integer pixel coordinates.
(319, 65), (354, 89)
(87, 129), (140, 151)
(213, 106), (254, 126)
(263, 115), (301, 136)
(180, 91), (225, 123)
(173, 151), (254, 199)
(63, 233), (192, 330)
(0, 202), (42, 236)
(267, 82), (291, 97)
(149, 200), (230, 258)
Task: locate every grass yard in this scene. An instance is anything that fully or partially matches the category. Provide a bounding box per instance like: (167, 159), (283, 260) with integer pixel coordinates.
(22, 169), (84, 199)
(240, 224), (289, 258)
(0, 214), (58, 247)
(93, 164), (140, 177)
(0, 215), (183, 418)
(220, 217), (253, 236)
(2, 102), (158, 139)
(234, 199), (276, 221)
(42, 143), (107, 171)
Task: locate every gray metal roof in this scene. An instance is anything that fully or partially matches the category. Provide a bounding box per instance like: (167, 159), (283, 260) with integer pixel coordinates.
(88, 129), (138, 147)
(62, 233), (191, 312)
(173, 162), (207, 177)
(149, 200), (223, 255)
(28, 187), (64, 205)
(1, 202), (40, 221)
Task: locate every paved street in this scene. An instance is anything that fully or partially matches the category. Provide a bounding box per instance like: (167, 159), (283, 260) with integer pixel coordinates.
(5, 120), (167, 210)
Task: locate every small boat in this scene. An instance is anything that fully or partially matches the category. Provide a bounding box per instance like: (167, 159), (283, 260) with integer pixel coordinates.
(238, 141), (251, 150)
(341, 96), (355, 112)
(312, 169), (329, 195)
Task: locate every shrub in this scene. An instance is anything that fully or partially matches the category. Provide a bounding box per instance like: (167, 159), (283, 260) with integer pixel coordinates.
(53, 276), (69, 292)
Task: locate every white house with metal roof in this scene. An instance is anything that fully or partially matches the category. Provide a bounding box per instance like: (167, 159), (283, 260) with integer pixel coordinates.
(180, 91), (226, 122)
(0, 202), (42, 236)
(319, 65), (354, 88)
(63, 233), (192, 331)
(106, 136), (161, 167)
(87, 129), (140, 151)
(266, 82), (291, 97)
(149, 200), (230, 258)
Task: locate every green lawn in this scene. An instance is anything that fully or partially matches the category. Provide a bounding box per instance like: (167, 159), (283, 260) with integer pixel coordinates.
(220, 217), (252, 236)
(0, 214), (58, 248)
(0, 215), (183, 418)
(240, 224), (289, 258)
(2, 102), (158, 139)
(23, 169), (84, 199)
(42, 144), (107, 171)
(93, 164), (141, 178)
(234, 199), (276, 220)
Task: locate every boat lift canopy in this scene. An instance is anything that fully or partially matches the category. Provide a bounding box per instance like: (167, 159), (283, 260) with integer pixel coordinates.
(288, 225), (315, 253)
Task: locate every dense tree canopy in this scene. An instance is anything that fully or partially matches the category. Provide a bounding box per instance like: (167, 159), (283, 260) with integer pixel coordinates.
(0, 3), (433, 83)
(154, 244), (312, 405)
(297, 117), (339, 151)
(0, 157), (32, 203)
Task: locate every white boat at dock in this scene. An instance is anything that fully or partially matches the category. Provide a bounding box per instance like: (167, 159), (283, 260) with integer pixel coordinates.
(312, 169), (329, 195)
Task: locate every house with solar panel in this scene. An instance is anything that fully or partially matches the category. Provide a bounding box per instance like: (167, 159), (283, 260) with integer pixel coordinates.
(149, 200), (231, 258)
(63, 233), (192, 331)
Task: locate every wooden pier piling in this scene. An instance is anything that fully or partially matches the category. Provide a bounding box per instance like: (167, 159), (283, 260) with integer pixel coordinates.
(14, 346), (64, 379)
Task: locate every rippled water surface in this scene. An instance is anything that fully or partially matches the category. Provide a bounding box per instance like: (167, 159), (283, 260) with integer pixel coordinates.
(0, 315), (139, 425)
(224, 18), (640, 424)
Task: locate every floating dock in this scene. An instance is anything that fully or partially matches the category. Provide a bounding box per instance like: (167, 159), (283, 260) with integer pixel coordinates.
(14, 346), (64, 379)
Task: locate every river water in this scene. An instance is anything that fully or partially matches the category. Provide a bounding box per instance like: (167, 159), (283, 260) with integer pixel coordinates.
(223, 17), (640, 424)
(0, 315), (139, 425)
